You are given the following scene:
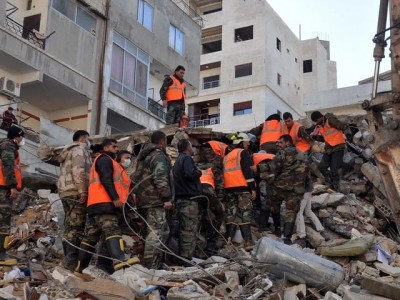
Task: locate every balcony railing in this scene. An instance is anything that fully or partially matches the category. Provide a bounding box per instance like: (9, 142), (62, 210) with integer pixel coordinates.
(171, 0), (204, 27)
(5, 17), (45, 49)
(189, 114), (220, 128)
(202, 80), (220, 90)
(148, 98), (166, 120)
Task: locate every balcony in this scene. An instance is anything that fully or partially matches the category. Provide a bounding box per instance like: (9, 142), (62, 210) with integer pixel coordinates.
(189, 113), (220, 128)
(202, 79), (219, 89)
(171, 0), (204, 27)
(5, 16), (45, 49)
(148, 97), (166, 120)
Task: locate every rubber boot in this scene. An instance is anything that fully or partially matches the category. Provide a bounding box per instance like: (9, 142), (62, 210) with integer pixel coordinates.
(225, 223), (237, 245)
(74, 242), (95, 280)
(240, 224), (254, 251)
(283, 222), (295, 245)
(0, 234), (17, 266)
(62, 238), (80, 272)
(105, 236), (139, 271)
(258, 209), (270, 232)
(96, 240), (114, 274)
(272, 213), (281, 237)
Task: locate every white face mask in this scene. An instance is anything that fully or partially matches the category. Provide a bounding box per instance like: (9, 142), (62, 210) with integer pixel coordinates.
(86, 140), (91, 150)
(122, 159), (131, 168)
(18, 137), (25, 147)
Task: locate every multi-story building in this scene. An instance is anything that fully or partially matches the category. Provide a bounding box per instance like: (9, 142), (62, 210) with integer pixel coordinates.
(0, 0), (201, 137)
(187, 0), (337, 132)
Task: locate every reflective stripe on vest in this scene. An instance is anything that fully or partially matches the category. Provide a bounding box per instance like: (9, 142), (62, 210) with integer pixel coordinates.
(0, 156), (22, 190)
(166, 76), (186, 102)
(87, 154), (131, 207)
(205, 141), (228, 158)
(223, 148), (248, 188)
(260, 120), (283, 145)
(320, 119), (346, 147)
(253, 153), (275, 167)
(200, 168), (215, 188)
(282, 121), (311, 153)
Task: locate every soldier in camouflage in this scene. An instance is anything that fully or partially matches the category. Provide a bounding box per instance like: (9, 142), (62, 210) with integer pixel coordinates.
(252, 134), (309, 245)
(57, 130), (92, 271)
(0, 126), (25, 265)
(132, 131), (173, 270)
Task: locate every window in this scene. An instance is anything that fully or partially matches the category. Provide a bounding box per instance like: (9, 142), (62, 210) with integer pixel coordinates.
(235, 63), (252, 78)
(202, 40), (222, 54)
(277, 73), (281, 85)
(169, 24), (184, 55)
(203, 75), (220, 89)
(110, 32), (150, 108)
(303, 59), (313, 73)
(276, 38), (281, 51)
(235, 25), (253, 42)
(52, 0), (96, 35)
(27, 0), (32, 10)
(137, 0), (154, 31)
(234, 101), (252, 116)
(203, 7), (222, 15)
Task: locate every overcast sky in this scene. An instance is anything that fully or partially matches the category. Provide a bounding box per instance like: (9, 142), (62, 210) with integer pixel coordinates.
(267, 0), (390, 88)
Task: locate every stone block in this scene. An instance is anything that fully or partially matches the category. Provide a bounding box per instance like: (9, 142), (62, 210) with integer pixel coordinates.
(336, 205), (353, 219)
(324, 291), (342, 300)
(361, 266), (379, 278)
(361, 276), (400, 300)
(373, 263), (400, 277)
(311, 193), (346, 209)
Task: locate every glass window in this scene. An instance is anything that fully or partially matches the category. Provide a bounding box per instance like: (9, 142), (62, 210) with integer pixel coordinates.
(235, 63), (252, 78)
(109, 32), (150, 108)
(137, 0), (154, 31)
(76, 6), (96, 33)
(169, 24), (184, 55)
(303, 59), (313, 73)
(52, 0), (75, 20)
(233, 101), (252, 116)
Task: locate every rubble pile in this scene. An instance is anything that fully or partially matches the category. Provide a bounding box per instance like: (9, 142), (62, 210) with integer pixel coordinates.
(0, 125), (395, 299)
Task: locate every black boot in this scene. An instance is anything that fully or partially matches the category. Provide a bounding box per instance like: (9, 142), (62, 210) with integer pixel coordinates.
(96, 241), (114, 274)
(0, 234), (16, 266)
(74, 242), (95, 278)
(105, 236), (139, 271)
(272, 213), (281, 237)
(62, 238), (80, 271)
(240, 224), (254, 251)
(283, 222), (295, 245)
(225, 223), (237, 245)
(258, 209), (270, 232)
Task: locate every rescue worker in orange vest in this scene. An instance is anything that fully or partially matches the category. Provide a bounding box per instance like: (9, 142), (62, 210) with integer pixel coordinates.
(198, 166), (224, 255)
(223, 133), (256, 250)
(282, 112), (313, 153)
(252, 151), (275, 232)
(310, 111), (347, 191)
(249, 114), (282, 154)
(199, 140), (229, 204)
(0, 126), (24, 265)
(74, 139), (139, 279)
(160, 65), (186, 125)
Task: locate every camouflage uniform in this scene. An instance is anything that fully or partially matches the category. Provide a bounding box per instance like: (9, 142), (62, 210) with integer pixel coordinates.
(57, 142), (92, 270)
(132, 143), (173, 269)
(258, 146), (309, 242)
(225, 192), (253, 225)
(175, 198), (199, 259)
(81, 214), (121, 245)
(166, 102), (185, 125)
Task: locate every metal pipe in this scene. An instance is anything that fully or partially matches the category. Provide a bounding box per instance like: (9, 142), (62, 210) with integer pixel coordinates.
(373, 61), (381, 99)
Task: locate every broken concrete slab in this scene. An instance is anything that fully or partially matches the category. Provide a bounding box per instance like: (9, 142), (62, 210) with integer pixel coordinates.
(361, 276), (400, 299)
(167, 280), (211, 300)
(311, 193), (347, 209)
(373, 263), (400, 277)
(305, 226), (325, 248)
(283, 284), (306, 300)
(324, 291), (343, 300)
(336, 205), (354, 220)
(343, 289), (392, 300)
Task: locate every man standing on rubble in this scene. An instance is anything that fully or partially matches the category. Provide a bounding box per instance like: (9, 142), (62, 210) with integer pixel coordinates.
(173, 139), (202, 264)
(251, 135), (309, 245)
(223, 132), (256, 250)
(310, 111), (347, 191)
(160, 65), (186, 125)
(249, 114), (282, 154)
(57, 130), (92, 271)
(0, 126), (24, 265)
(282, 112), (313, 153)
(74, 139), (138, 278)
(132, 131), (173, 270)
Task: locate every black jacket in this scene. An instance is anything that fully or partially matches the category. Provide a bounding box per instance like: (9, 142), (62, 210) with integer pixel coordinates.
(173, 152), (202, 198)
(87, 152), (120, 217)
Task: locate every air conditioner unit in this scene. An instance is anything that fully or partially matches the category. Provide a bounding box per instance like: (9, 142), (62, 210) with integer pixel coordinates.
(0, 77), (21, 97)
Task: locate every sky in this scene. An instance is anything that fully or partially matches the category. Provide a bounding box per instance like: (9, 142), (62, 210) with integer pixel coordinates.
(267, 0), (390, 88)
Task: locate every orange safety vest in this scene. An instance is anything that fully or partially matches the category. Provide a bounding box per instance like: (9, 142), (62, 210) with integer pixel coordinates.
(223, 148), (248, 189)
(260, 120), (282, 145)
(0, 153), (22, 190)
(252, 153), (275, 167)
(320, 118), (346, 147)
(200, 168), (215, 188)
(282, 121), (311, 153)
(204, 141), (228, 158)
(87, 154), (131, 207)
(166, 76), (186, 102)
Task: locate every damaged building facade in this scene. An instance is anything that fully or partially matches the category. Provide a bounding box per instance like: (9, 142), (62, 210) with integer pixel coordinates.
(0, 0), (202, 136)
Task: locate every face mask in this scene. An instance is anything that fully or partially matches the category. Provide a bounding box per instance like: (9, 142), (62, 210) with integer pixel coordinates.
(122, 159), (131, 168)
(86, 141), (91, 150)
(18, 137), (25, 147)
